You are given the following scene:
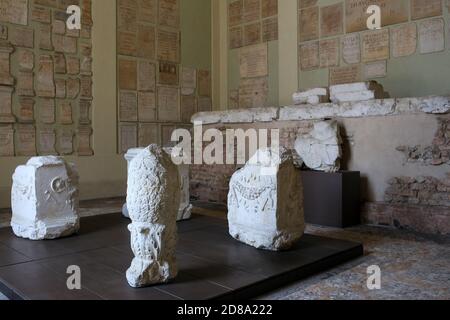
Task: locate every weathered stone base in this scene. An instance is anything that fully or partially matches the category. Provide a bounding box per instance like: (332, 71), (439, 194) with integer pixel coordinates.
(229, 223), (304, 251)
(11, 218), (79, 241)
(362, 202), (450, 236)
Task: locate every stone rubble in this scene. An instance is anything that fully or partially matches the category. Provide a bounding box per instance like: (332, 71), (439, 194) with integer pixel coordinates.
(294, 120), (342, 172)
(228, 148), (305, 251)
(293, 88), (329, 105)
(329, 81), (385, 103)
(126, 145), (180, 287)
(11, 156), (80, 240)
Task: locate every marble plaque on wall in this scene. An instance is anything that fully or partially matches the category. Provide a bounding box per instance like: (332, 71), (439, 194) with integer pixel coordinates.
(345, 0), (408, 33)
(239, 77), (268, 109)
(158, 61), (179, 86)
(243, 22), (261, 46)
(229, 0), (243, 27)
(118, 31), (137, 56)
(40, 99), (55, 124)
(411, 0), (442, 20)
(157, 86), (179, 122)
(119, 123), (138, 154)
(243, 0), (261, 23)
(262, 17), (278, 42)
(139, 123), (159, 147)
(119, 90), (138, 122)
(66, 78), (80, 99)
(342, 33), (361, 64)
(16, 124), (36, 156)
(364, 60), (387, 79)
(137, 24), (156, 59)
(299, 6), (319, 42)
(119, 58), (137, 90)
(138, 91), (156, 122)
(319, 38), (339, 68)
(0, 0), (28, 26)
(181, 95), (196, 123)
(320, 3), (343, 37)
(138, 0), (157, 24)
(158, 0), (180, 29)
(17, 97), (34, 123)
(138, 60), (156, 92)
(391, 23), (417, 58)
(157, 29), (180, 63)
(418, 18), (445, 54)
(0, 124), (14, 156)
(59, 102), (73, 125)
(262, 0), (278, 18)
(229, 26), (243, 49)
(181, 67), (196, 95)
(118, 0), (138, 32)
(161, 124), (176, 146)
(329, 65), (361, 85)
(361, 29), (390, 63)
(299, 0), (318, 9)
(240, 43), (268, 78)
(59, 128), (74, 155)
(77, 126), (94, 156)
(38, 127), (56, 155)
(36, 55), (55, 98)
(299, 41), (319, 70)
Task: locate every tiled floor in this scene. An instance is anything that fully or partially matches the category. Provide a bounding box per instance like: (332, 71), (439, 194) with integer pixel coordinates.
(1, 199), (449, 300)
(0, 214), (362, 300)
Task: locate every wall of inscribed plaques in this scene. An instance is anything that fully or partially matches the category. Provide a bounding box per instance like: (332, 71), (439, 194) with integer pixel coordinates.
(117, 0), (212, 154)
(227, 0), (279, 110)
(0, 0), (94, 158)
(298, 0), (450, 98)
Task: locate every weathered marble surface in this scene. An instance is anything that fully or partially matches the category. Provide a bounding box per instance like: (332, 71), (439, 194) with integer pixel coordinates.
(295, 120), (342, 172)
(11, 156), (79, 240)
(191, 96), (450, 125)
(228, 148), (305, 251)
(293, 88), (329, 105)
(126, 145), (180, 287)
(122, 148), (192, 221)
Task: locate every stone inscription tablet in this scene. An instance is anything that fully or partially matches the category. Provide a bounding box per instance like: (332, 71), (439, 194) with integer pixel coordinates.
(240, 43), (268, 78)
(345, 0), (408, 33)
(362, 29), (390, 62)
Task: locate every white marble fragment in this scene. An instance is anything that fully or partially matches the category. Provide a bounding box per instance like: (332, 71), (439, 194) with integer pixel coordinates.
(329, 81), (385, 103)
(293, 88), (329, 105)
(330, 90), (375, 103)
(191, 96), (450, 125)
(123, 148), (192, 221)
(11, 156), (80, 240)
(295, 121), (342, 172)
(126, 145), (180, 288)
(228, 148), (305, 251)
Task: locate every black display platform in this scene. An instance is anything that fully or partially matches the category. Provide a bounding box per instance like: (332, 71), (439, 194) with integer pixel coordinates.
(0, 214), (363, 300)
(303, 171), (361, 228)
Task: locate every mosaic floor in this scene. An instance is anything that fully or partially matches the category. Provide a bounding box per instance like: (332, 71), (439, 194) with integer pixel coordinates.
(1, 199), (449, 300)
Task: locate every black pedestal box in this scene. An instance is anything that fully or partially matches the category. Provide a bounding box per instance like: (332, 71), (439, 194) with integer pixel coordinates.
(302, 171), (361, 228)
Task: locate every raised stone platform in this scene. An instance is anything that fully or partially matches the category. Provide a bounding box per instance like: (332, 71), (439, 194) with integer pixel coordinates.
(0, 214), (363, 300)
(191, 96), (450, 125)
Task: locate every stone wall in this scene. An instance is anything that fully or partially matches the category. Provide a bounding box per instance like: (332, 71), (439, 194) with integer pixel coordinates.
(116, 0), (212, 154)
(0, 0), (94, 157)
(190, 97), (450, 235)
